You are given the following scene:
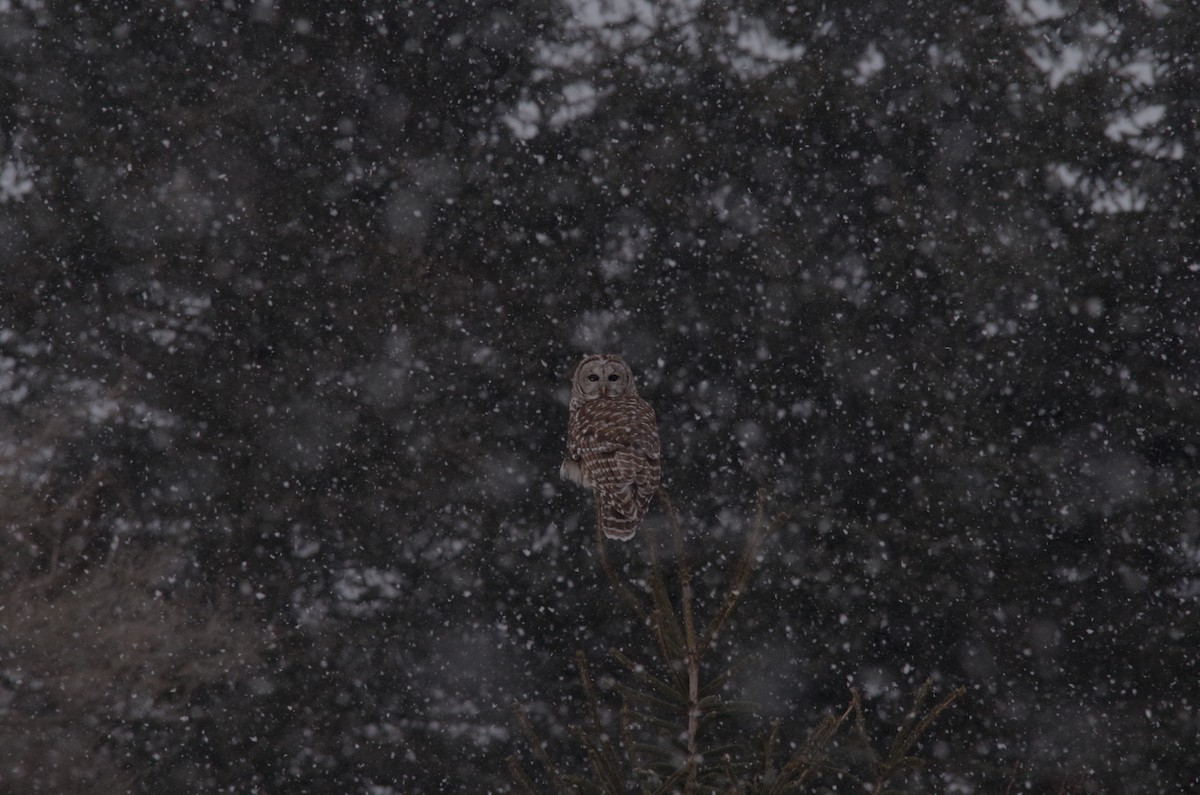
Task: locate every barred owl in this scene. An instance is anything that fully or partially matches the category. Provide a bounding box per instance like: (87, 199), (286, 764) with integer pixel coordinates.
(561, 354), (661, 541)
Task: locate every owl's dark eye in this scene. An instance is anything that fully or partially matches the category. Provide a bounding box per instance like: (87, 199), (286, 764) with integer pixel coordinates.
(588, 374), (600, 382)
(608, 374), (620, 381)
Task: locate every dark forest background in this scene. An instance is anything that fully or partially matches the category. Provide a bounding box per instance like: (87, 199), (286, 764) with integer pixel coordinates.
(1, 0), (1198, 792)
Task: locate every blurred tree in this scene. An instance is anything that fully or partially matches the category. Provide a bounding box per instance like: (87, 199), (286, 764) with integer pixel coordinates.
(0, 0), (1196, 791)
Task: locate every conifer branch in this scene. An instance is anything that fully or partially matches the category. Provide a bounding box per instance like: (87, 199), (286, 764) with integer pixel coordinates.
(650, 761), (693, 795)
(722, 752), (739, 790)
(574, 650), (625, 786)
(870, 681), (966, 793)
(698, 654), (754, 699)
(506, 756), (538, 795)
(569, 725), (623, 793)
(772, 704), (853, 791)
(512, 703), (568, 791)
(574, 651), (604, 733)
(761, 717), (782, 781)
(618, 699), (640, 774)
(609, 648), (680, 698)
(850, 680), (967, 794)
(615, 681), (687, 715)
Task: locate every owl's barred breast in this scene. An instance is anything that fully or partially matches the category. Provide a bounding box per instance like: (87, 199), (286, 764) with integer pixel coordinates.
(569, 394), (660, 457)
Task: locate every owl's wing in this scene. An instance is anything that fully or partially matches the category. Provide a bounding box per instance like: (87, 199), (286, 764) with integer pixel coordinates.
(616, 397), (659, 461)
(631, 399), (660, 460)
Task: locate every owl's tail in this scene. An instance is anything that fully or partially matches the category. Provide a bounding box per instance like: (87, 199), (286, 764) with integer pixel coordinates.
(599, 509), (639, 541)
(596, 484), (651, 541)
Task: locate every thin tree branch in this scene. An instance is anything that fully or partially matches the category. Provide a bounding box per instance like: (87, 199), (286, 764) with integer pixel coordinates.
(513, 702), (568, 792)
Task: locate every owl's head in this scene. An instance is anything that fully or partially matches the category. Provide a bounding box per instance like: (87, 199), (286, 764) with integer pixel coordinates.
(570, 354), (637, 403)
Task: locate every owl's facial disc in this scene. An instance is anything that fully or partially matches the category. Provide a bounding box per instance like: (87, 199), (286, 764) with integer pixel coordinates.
(574, 354), (633, 400)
